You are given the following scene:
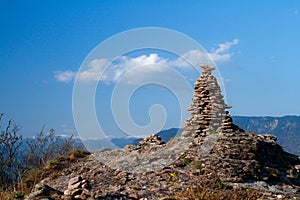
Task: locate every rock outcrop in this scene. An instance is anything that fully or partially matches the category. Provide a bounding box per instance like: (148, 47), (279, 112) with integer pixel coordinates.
(25, 65), (300, 199)
(25, 183), (63, 200)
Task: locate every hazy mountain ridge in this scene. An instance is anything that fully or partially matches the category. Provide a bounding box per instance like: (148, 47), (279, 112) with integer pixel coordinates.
(232, 116), (300, 155)
(153, 116), (300, 155)
(77, 116), (300, 155)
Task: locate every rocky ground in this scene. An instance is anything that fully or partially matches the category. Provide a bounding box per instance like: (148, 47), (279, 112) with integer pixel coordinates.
(25, 132), (300, 200)
(24, 65), (300, 199)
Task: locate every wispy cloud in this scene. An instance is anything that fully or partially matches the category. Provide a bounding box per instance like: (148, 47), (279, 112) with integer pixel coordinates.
(54, 39), (239, 84)
(76, 59), (110, 83)
(54, 70), (76, 83)
(209, 39), (239, 62)
(213, 39), (239, 54)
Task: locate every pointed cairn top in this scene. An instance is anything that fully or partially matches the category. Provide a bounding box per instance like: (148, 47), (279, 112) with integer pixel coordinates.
(200, 64), (216, 72)
(182, 64), (244, 138)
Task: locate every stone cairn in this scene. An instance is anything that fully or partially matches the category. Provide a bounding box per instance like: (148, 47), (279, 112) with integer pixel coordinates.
(182, 65), (243, 137)
(64, 176), (91, 199)
(139, 134), (165, 146)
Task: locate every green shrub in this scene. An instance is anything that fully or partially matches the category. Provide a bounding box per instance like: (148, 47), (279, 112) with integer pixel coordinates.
(68, 150), (91, 159)
(45, 160), (57, 169)
(215, 181), (223, 189)
(195, 164), (202, 170)
(183, 158), (192, 165)
(100, 148), (111, 152)
(14, 193), (24, 198)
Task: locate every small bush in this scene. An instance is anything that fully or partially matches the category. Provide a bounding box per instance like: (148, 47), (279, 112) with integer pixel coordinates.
(215, 181), (223, 189)
(183, 158), (192, 165)
(0, 113), (91, 198)
(56, 156), (67, 162)
(25, 180), (33, 188)
(195, 164), (202, 170)
(68, 150), (91, 160)
(100, 148), (111, 152)
(45, 160), (57, 169)
(14, 193), (24, 198)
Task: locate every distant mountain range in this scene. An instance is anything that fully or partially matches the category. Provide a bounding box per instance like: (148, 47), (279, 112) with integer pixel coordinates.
(154, 116), (300, 155)
(76, 137), (142, 151)
(78, 116), (300, 155)
(155, 116), (300, 155)
(232, 116), (300, 155)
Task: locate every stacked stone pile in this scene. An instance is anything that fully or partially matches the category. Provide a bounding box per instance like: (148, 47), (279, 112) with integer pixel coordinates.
(64, 175), (92, 199)
(138, 134), (165, 146)
(25, 176), (93, 200)
(183, 65), (243, 137)
(25, 183), (63, 200)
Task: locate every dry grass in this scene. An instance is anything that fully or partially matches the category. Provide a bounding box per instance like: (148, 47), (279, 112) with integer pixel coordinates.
(0, 149), (91, 199)
(172, 186), (264, 200)
(169, 172), (264, 200)
(68, 150), (91, 160)
(0, 190), (15, 200)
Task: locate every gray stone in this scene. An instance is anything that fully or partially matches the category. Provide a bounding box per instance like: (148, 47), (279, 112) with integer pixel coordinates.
(68, 175), (82, 186)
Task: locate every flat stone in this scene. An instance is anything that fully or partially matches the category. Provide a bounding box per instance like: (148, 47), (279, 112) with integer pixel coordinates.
(64, 189), (72, 196)
(68, 181), (82, 190)
(68, 176), (82, 186)
(70, 188), (83, 196)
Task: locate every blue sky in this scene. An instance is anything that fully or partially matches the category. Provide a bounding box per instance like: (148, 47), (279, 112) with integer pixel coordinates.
(1, 1), (300, 138)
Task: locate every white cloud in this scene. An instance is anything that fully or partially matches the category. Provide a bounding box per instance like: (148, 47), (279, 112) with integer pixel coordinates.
(54, 70), (75, 83)
(111, 54), (169, 83)
(213, 39), (239, 54)
(54, 39), (239, 84)
(173, 49), (211, 67)
(77, 58), (110, 83)
(209, 52), (233, 63)
(171, 39), (239, 67)
(208, 38), (239, 63)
